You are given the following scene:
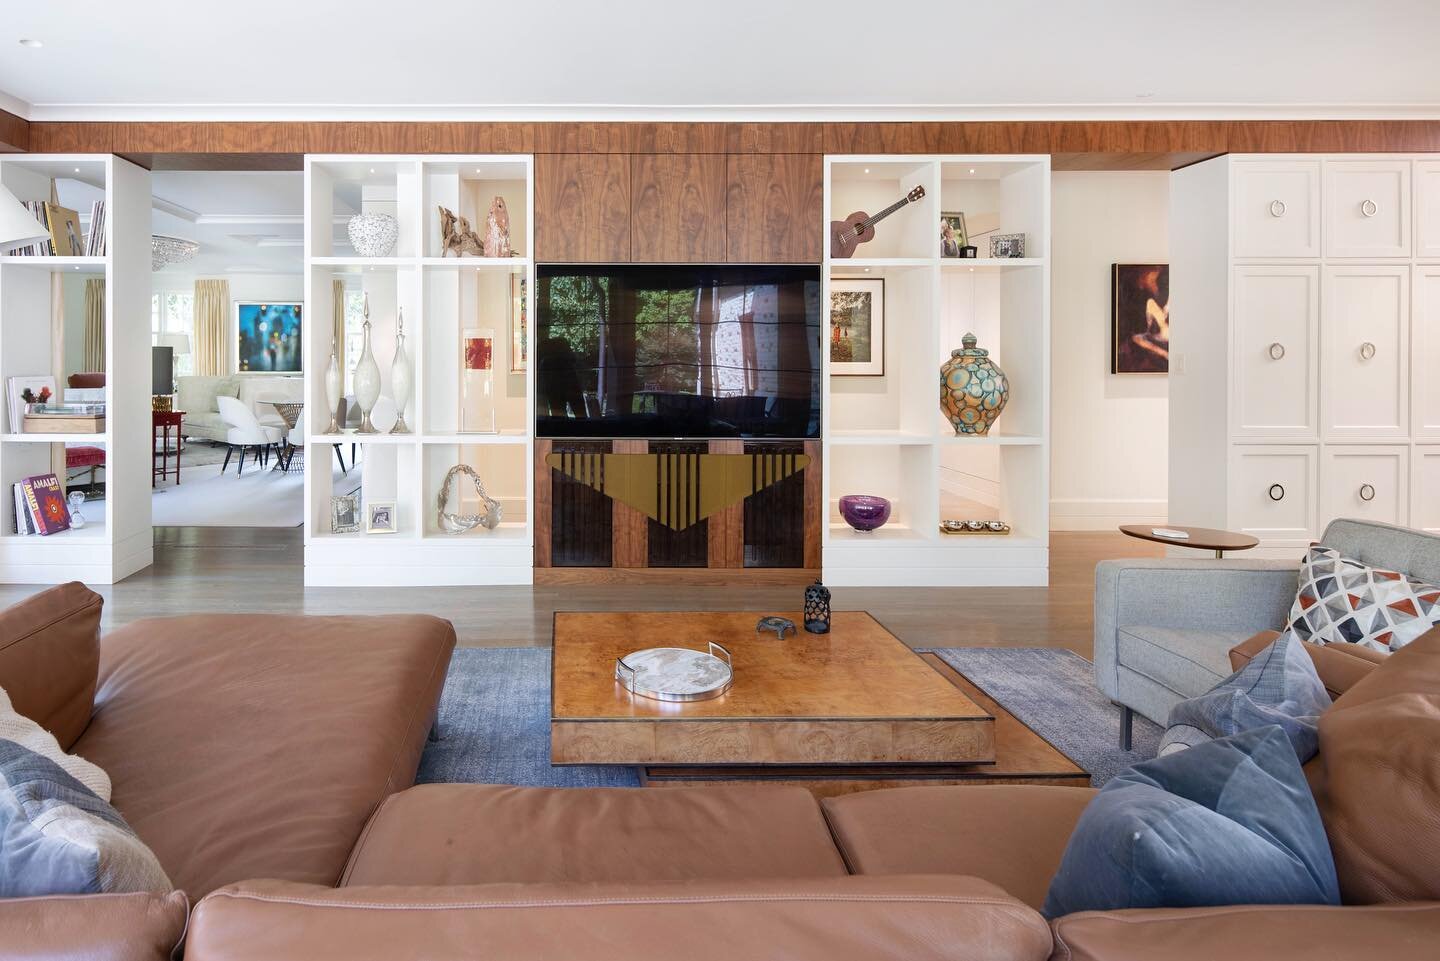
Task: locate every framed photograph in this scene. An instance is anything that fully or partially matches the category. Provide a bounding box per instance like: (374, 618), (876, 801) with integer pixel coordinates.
(989, 233), (1026, 259)
(1111, 264), (1170, 374)
(509, 273), (527, 372)
(44, 204), (84, 257)
(365, 500), (398, 534)
(330, 494), (360, 533)
(829, 278), (885, 377)
(236, 302), (303, 374)
(940, 212), (968, 258)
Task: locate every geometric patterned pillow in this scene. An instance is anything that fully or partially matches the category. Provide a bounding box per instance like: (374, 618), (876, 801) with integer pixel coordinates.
(1286, 546), (1440, 653)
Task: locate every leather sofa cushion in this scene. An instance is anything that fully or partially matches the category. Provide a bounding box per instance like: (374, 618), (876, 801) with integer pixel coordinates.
(1229, 629), (1387, 700)
(0, 582), (102, 750)
(822, 785), (1096, 911)
(71, 613), (455, 899)
(188, 875), (1054, 961)
(1309, 625), (1440, 904)
(342, 782), (847, 886)
(0, 889), (189, 961)
(1049, 901), (1440, 961)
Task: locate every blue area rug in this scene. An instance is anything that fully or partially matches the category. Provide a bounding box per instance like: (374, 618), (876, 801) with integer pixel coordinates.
(417, 646), (1160, 789)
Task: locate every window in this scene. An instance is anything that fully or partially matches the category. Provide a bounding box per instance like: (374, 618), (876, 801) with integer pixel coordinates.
(151, 291), (196, 377)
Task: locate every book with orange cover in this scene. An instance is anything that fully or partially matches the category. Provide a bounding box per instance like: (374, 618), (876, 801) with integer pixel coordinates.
(19, 473), (70, 535)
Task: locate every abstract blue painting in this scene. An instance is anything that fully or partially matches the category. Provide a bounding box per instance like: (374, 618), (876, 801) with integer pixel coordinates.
(236, 302), (302, 373)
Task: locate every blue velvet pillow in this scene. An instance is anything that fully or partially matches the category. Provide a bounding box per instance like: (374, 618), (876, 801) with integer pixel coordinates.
(1159, 630), (1331, 762)
(1043, 725), (1340, 919)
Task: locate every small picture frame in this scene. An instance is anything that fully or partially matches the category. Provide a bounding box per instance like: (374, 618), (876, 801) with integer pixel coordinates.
(940, 211), (968, 258)
(330, 494), (360, 534)
(509, 273), (527, 372)
(989, 233), (1026, 259)
(959, 245), (978, 258)
(365, 500), (398, 534)
(829, 278), (885, 377)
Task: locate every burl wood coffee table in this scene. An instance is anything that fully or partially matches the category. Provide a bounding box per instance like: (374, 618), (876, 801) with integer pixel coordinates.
(551, 611), (1087, 797)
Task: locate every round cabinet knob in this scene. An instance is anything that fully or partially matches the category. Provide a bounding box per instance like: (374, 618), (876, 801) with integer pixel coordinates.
(1359, 483), (1376, 502)
(1269, 199), (1287, 218)
(1361, 199), (1379, 218)
(1359, 342), (1377, 361)
(1268, 342), (1286, 360)
(1269, 483), (1286, 502)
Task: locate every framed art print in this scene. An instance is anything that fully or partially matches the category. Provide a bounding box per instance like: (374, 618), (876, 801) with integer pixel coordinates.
(829, 278), (885, 376)
(510, 273), (527, 372)
(1111, 264), (1170, 374)
(236, 302), (303, 373)
(330, 494), (360, 533)
(365, 500), (398, 534)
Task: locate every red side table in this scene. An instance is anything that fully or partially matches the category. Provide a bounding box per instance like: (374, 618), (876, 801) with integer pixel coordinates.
(153, 409), (185, 487)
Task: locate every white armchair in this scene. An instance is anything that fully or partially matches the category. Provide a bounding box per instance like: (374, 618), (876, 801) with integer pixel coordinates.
(217, 395), (283, 476)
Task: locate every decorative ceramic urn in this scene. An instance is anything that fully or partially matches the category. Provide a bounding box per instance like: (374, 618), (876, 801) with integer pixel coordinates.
(353, 294), (382, 433)
(940, 332), (1009, 436)
(324, 339), (343, 433)
(347, 213), (398, 258)
(390, 309), (412, 434)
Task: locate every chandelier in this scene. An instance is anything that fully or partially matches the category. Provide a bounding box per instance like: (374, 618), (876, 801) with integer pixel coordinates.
(151, 235), (200, 270)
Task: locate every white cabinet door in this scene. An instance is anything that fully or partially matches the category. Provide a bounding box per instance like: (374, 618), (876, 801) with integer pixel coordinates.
(1322, 266), (1409, 441)
(1415, 161), (1440, 259)
(1229, 446), (1317, 547)
(1413, 447), (1440, 535)
(1321, 446), (1408, 528)
(1326, 160), (1411, 258)
(1233, 160), (1321, 259)
(1232, 267), (1319, 440)
(1415, 267), (1440, 442)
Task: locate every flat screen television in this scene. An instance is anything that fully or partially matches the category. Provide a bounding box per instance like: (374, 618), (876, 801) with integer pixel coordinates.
(535, 265), (821, 439)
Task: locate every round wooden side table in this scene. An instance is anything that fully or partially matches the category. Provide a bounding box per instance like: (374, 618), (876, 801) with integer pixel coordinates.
(1119, 524), (1260, 559)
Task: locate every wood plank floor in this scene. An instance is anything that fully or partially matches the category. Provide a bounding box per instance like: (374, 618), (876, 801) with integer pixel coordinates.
(0, 528), (1163, 656)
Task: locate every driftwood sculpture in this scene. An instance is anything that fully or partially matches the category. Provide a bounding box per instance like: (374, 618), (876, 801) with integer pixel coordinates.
(439, 205), (484, 257)
(484, 196), (511, 258)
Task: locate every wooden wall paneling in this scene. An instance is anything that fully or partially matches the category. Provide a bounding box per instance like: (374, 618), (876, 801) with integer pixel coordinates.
(647, 443), (709, 568)
(803, 440), (822, 569)
(0, 108), (29, 152)
(548, 441), (615, 567)
(534, 439), (553, 568)
(742, 443), (807, 568)
(707, 440), (746, 568)
(725, 153), (824, 263)
(631, 153), (727, 262)
(612, 440), (649, 568)
(535, 154), (631, 262)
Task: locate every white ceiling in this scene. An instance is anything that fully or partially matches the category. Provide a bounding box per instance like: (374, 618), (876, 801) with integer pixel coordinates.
(2, 0), (1439, 120)
(148, 172), (308, 277)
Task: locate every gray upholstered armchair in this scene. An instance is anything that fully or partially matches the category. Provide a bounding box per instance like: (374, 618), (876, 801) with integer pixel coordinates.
(1095, 518), (1440, 749)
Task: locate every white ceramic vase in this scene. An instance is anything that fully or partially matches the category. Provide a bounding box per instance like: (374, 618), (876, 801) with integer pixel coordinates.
(324, 340), (343, 433)
(390, 309), (411, 434)
(347, 213), (398, 258)
(353, 295), (382, 433)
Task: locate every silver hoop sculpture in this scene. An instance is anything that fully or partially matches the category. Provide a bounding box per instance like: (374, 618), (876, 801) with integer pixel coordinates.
(436, 464), (503, 534)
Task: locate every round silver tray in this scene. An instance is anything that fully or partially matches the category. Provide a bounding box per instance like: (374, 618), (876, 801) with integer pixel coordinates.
(615, 643), (733, 702)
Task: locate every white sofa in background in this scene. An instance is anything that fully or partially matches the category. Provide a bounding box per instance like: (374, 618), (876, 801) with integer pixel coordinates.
(177, 375), (304, 443)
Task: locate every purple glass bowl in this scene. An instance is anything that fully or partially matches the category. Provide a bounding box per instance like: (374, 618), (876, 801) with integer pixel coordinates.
(838, 494), (892, 532)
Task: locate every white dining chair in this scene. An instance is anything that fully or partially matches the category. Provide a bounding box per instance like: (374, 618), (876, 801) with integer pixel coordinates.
(217, 395), (283, 476)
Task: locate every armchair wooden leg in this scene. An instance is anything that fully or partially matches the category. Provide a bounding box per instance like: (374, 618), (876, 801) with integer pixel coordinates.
(237, 447), (246, 475)
(334, 444), (346, 474)
(1119, 705), (1134, 752)
(222, 446), (233, 474)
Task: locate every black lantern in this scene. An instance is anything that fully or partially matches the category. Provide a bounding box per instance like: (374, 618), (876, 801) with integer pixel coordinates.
(803, 579), (831, 634)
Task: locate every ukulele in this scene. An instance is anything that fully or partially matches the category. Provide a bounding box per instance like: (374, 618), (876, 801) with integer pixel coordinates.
(829, 185), (926, 259)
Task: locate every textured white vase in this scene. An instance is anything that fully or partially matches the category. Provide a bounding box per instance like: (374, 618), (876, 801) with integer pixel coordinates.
(390, 309), (411, 434)
(347, 213), (398, 258)
(324, 340), (343, 433)
(353, 295), (382, 433)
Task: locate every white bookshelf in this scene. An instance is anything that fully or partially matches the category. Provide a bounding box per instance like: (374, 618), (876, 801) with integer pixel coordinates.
(303, 155), (534, 586)
(0, 155), (152, 584)
(822, 155), (1051, 586)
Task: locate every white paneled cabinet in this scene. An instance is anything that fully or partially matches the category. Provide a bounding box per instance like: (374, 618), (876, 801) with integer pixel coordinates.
(1325, 161), (1411, 259)
(1232, 267), (1318, 439)
(1321, 266), (1408, 441)
(1172, 154), (1437, 555)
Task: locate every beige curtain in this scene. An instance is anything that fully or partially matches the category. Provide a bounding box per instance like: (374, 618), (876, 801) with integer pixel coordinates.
(332, 278), (346, 372)
(82, 278), (105, 372)
(193, 279), (231, 376)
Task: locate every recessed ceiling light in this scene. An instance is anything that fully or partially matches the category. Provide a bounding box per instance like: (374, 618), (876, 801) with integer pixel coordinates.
(73, 167), (80, 173)
(969, 168), (976, 174)
(863, 267), (871, 272)
(863, 168), (870, 174)
(369, 168), (375, 174)
(18, 38), (42, 48)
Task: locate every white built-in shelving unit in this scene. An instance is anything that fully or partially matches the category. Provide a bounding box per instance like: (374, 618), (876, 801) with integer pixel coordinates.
(303, 155), (534, 586)
(0, 155), (152, 584)
(823, 156), (1051, 586)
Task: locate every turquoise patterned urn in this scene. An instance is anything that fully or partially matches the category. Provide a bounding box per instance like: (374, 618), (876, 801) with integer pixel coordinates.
(940, 332), (1009, 436)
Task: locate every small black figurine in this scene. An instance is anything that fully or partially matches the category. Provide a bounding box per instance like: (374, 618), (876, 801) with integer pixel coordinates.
(756, 616), (797, 640)
(803, 579), (831, 634)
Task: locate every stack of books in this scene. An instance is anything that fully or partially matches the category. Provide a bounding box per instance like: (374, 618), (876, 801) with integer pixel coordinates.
(85, 200), (106, 256)
(10, 473), (70, 536)
(2, 200), (101, 256)
(8, 201), (53, 256)
(22, 403), (106, 434)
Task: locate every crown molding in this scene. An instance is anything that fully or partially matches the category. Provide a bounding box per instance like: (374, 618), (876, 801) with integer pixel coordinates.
(19, 101), (1440, 123)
